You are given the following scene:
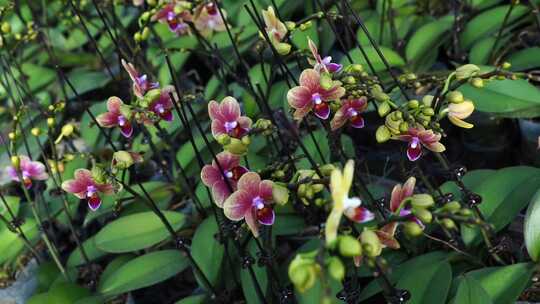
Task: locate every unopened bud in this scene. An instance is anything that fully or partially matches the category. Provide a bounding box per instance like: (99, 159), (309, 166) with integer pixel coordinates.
(410, 194), (435, 208)
(320, 72), (334, 90)
(319, 164), (336, 176)
(471, 77), (484, 88)
(422, 95), (434, 107)
(447, 91), (464, 104)
(1, 22), (11, 34)
(272, 183), (289, 205)
(412, 208), (432, 224)
(502, 62), (511, 69)
(338, 235), (362, 257)
(11, 156), (20, 169)
(360, 230), (382, 258)
(8, 132), (16, 140)
(216, 133), (231, 145)
(408, 99), (419, 108)
(456, 64), (480, 80)
(47, 117), (55, 127)
(441, 218), (457, 230)
(31, 127), (41, 136)
(328, 257), (345, 281)
(275, 42), (292, 55)
(403, 221), (423, 237)
(376, 125), (391, 143)
(224, 138), (248, 155)
(377, 101), (391, 117)
(442, 201), (461, 213)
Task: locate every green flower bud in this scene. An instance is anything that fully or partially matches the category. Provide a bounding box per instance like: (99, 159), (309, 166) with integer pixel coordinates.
(224, 138), (248, 155)
(11, 156), (20, 169)
(403, 221), (423, 237)
(373, 90), (390, 102)
(299, 21), (312, 31)
(422, 95), (434, 107)
(275, 42), (292, 55)
(144, 88), (162, 103)
(91, 166), (107, 184)
(328, 257), (345, 281)
(241, 135), (251, 146)
(320, 72), (334, 90)
(378, 101), (391, 117)
(141, 27), (150, 40)
(502, 62), (511, 69)
(471, 77), (484, 88)
(216, 133), (231, 145)
(360, 230), (382, 258)
(319, 164), (336, 176)
(442, 201), (461, 213)
(399, 121), (409, 133)
(376, 125), (392, 143)
(315, 198), (325, 206)
(408, 99), (419, 108)
(405, 73), (417, 81)
(140, 12), (151, 22)
(285, 21), (296, 31)
(350, 64), (364, 73)
(412, 207), (432, 224)
(134, 32), (142, 42)
(1, 22), (11, 34)
(338, 235), (362, 257)
(112, 151), (142, 170)
(456, 64), (480, 80)
(297, 184), (308, 197)
(343, 76), (356, 85)
(410, 194), (435, 208)
(253, 118), (272, 130)
(459, 208), (473, 217)
(272, 183), (289, 205)
(441, 218), (457, 230)
(447, 91), (464, 104)
(31, 127), (41, 136)
(305, 187), (314, 199)
(422, 107), (435, 116)
(289, 251), (319, 293)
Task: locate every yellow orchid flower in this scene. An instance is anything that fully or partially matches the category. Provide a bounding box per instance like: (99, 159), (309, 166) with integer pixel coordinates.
(325, 160), (374, 246)
(447, 100), (475, 129)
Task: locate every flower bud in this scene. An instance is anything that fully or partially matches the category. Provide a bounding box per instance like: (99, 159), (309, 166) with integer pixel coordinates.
(11, 156), (20, 169)
(403, 221), (423, 237)
(253, 118), (272, 130)
(459, 208), (473, 217)
(8, 132), (16, 140)
(422, 107), (435, 116)
(408, 99), (419, 108)
(410, 194), (434, 208)
(360, 230), (382, 258)
(320, 72), (334, 90)
(224, 138), (248, 155)
(375, 125), (391, 143)
(112, 151), (142, 170)
(399, 121), (409, 133)
(350, 64), (363, 73)
(378, 101), (391, 117)
(1, 22), (11, 34)
(447, 91), (464, 104)
(297, 184), (308, 197)
(471, 77), (484, 88)
(91, 166), (107, 184)
(456, 64), (480, 80)
(216, 133), (231, 145)
(502, 62), (511, 69)
(134, 32), (142, 42)
(275, 42), (292, 56)
(441, 218), (457, 230)
(272, 183), (290, 205)
(140, 12), (151, 22)
(442, 201), (461, 213)
(311, 183), (324, 193)
(144, 88), (162, 104)
(289, 251), (319, 293)
(422, 95), (434, 107)
(141, 27), (150, 40)
(328, 257), (345, 281)
(31, 127), (41, 136)
(412, 208), (432, 224)
(372, 90), (390, 102)
(285, 21), (296, 31)
(47, 117), (55, 127)
(338, 235), (362, 257)
(319, 164), (336, 176)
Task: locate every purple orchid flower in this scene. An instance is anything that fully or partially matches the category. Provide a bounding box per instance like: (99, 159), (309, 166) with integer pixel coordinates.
(208, 97), (252, 139)
(330, 97), (368, 131)
(308, 38), (342, 73)
(201, 151), (248, 206)
(6, 156), (48, 189)
(153, 2), (192, 35)
(96, 97), (134, 138)
(395, 126), (446, 161)
(122, 59), (159, 99)
(61, 169), (114, 211)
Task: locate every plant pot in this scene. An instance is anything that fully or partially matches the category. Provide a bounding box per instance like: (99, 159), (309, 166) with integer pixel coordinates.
(0, 259), (38, 304)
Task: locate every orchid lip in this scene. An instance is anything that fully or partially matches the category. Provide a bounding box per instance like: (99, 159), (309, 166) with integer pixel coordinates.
(86, 185), (97, 197)
(410, 137), (420, 149)
(224, 171), (233, 179)
(252, 196), (265, 209)
(311, 93), (322, 105)
(224, 120), (238, 132)
(346, 108), (358, 117)
(118, 115), (126, 126)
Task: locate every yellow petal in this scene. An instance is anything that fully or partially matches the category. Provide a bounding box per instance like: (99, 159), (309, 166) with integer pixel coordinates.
(449, 115), (474, 129)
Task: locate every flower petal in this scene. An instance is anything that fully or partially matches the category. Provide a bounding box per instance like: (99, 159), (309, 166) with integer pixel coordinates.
(287, 86), (312, 110)
(321, 85), (345, 102)
(299, 69), (320, 91)
(212, 181), (231, 207)
(257, 207), (275, 225)
(313, 102), (330, 120)
(219, 97), (241, 122)
(402, 177), (416, 199)
(407, 144), (423, 161)
(107, 97), (123, 113)
(259, 180), (274, 202)
(201, 165), (222, 187)
(237, 172), (261, 192)
(96, 112), (118, 128)
(344, 206), (375, 223)
(330, 105), (348, 131)
(223, 190), (251, 220)
(423, 141), (446, 153)
(6, 166), (19, 181)
(449, 115), (474, 129)
(96, 183), (115, 195)
(237, 116), (252, 131)
(389, 184), (403, 212)
(245, 208), (260, 237)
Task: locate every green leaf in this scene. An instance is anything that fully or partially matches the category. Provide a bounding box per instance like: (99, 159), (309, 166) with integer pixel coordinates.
(27, 293), (50, 304)
(98, 255), (135, 291)
(341, 46), (405, 73)
(468, 263), (534, 304)
(98, 250), (189, 296)
(20, 63), (56, 93)
(0, 195), (20, 220)
(175, 295), (207, 304)
(507, 47), (540, 71)
(451, 275), (493, 304)
(461, 166), (540, 245)
(95, 211), (186, 253)
(396, 260), (452, 304)
(291, 22), (319, 50)
(47, 282), (90, 304)
(65, 70), (110, 99)
(241, 240), (268, 304)
(524, 189), (540, 261)
(36, 262), (61, 292)
(67, 236), (107, 267)
(0, 219), (39, 264)
(439, 169), (496, 200)
(460, 5), (529, 49)
(192, 217), (224, 288)
(405, 15), (453, 64)
(459, 79), (540, 118)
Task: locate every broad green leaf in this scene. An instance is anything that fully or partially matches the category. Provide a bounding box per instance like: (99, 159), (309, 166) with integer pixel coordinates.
(468, 263), (534, 304)
(74, 296), (106, 304)
(27, 293), (50, 304)
(291, 21), (319, 50)
(297, 276), (342, 304)
(175, 295), (207, 304)
(98, 250), (189, 295)
(65, 70), (110, 99)
(469, 0), (504, 9)
(405, 15), (453, 64)
(460, 5), (529, 49)
(98, 255), (135, 291)
(67, 236), (107, 267)
(36, 262), (61, 292)
(507, 47), (540, 71)
(95, 211), (186, 253)
(451, 275), (493, 304)
(342, 46), (405, 73)
(469, 37), (495, 65)
(0, 195), (20, 220)
(21, 63), (56, 93)
(461, 166), (540, 245)
(0, 219), (39, 264)
(524, 189), (540, 261)
(396, 260), (452, 304)
(241, 240), (268, 304)
(439, 169), (496, 200)
(459, 79), (540, 118)
(192, 217), (224, 288)
(47, 282), (90, 304)
(359, 251), (451, 301)
(272, 214), (305, 236)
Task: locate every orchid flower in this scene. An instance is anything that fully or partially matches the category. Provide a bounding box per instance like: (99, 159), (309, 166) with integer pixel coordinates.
(394, 126), (445, 161)
(208, 96), (252, 139)
(447, 100), (474, 129)
(153, 2), (192, 35)
(194, 2), (226, 37)
(122, 59), (159, 98)
(61, 169), (114, 211)
(287, 69), (345, 121)
(308, 38), (342, 73)
(330, 97), (368, 131)
(326, 160), (374, 246)
(96, 97), (134, 138)
(390, 177), (423, 228)
(149, 86), (175, 122)
(223, 172), (274, 237)
(201, 151), (248, 206)
(6, 156), (48, 189)
(261, 6), (290, 54)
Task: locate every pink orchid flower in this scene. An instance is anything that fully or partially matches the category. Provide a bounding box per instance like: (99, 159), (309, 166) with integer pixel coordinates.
(61, 169), (114, 211)
(201, 151), (248, 207)
(153, 2), (192, 35)
(96, 97), (134, 138)
(122, 59), (159, 99)
(149, 86), (175, 122)
(390, 177), (423, 229)
(223, 172), (274, 237)
(287, 69), (345, 121)
(194, 2), (226, 37)
(395, 126), (446, 161)
(330, 97), (368, 131)
(308, 38), (342, 73)
(208, 96), (252, 139)
(6, 156), (49, 189)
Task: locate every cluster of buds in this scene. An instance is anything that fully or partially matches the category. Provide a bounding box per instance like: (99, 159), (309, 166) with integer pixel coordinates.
(288, 250), (321, 293)
(290, 169), (327, 206)
(0, 19), (37, 47)
(136, 0), (226, 41)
